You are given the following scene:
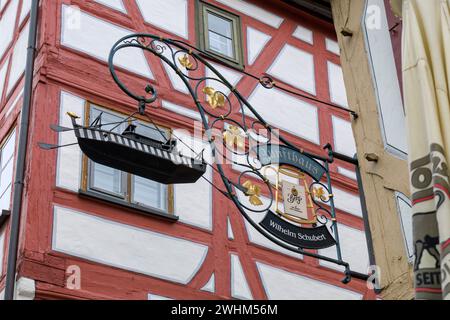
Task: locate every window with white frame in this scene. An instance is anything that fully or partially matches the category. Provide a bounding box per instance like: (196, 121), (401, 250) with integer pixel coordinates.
(363, 0), (408, 157)
(0, 130), (16, 212)
(81, 105), (172, 213)
(197, 1), (244, 68)
(395, 192), (413, 261)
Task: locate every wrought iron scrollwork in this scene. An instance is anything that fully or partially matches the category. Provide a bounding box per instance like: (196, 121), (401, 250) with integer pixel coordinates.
(108, 34), (355, 283)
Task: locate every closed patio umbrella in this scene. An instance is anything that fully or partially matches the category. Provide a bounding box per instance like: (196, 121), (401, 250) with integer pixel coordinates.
(391, 0), (450, 300)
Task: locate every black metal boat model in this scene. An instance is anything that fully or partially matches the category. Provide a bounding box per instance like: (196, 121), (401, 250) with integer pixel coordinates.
(40, 110), (207, 185)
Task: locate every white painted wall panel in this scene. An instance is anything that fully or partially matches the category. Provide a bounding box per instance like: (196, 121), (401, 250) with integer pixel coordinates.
(395, 192), (413, 259)
(319, 224), (369, 274)
(0, 59), (8, 100)
(0, 0), (19, 59)
(136, 0), (188, 39)
(162, 100), (202, 121)
(332, 116), (356, 157)
(0, 228), (5, 276)
(215, 0), (283, 28)
(94, 0), (126, 13)
(257, 262), (362, 300)
(56, 91), (85, 191)
(364, 0), (407, 155)
(148, 293), (172, 300)
(53, 206), (209, 284)
(338, 167), (357, 180)
(325, 38), (340, 55)
(231, 254), (253, 299)
(6, 22), (28, 95)
(227, 217), (234, 240)
(19, 0), (31, 25)
(292, 25), (313, 44)
(328, 62), (348, 107)
(201, 273), (215, 293)
(246, 27), (271, 65)
(247, 86), (319, 144)
(206, 62), (242, 97)
(61, 5), (153, 78)
(160, 43), (189, 93)
(268, 44), (315, 95)
(173, 130), (212, 230)
(333, 187), (362, 217)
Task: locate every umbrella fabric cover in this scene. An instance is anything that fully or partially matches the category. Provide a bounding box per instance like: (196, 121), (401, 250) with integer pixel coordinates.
(401, 0), (450, 300)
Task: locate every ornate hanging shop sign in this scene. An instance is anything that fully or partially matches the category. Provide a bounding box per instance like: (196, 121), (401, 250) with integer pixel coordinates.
(260, 212), (336, 249)
(255, 144), (326, 181)
(39, 33), (358, 283)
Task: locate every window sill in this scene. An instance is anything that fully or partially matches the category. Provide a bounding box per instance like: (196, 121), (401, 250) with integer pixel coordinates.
(78, 190), (179, 223)
(0, 209), (11, 227)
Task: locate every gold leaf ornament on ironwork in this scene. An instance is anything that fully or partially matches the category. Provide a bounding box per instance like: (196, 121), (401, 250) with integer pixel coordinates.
(178, 54), (193, 70)
(203, 86), (225, 109)
(312, 186), (328, 201)
(223, 125), (245, 149)
(66, 111), (80, 119)
(242, 180), (263, 206)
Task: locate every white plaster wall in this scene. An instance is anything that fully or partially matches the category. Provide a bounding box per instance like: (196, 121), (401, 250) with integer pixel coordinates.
(395, 192), (413, 259)
(328, 61), (348, 107)
(246, 27), (271, 65)
(162, 100), (202, 121)
(136, 0), (188, 39)
(268, 44), (315, 95)
(19, 0), (31, 24)
(292, 25), (313, 45)
(231, 254), (253, 299)
(215, 0), (283, 28)
(94, 0), (126, 13)
(56, 91), (85, 192)
(338, 167), (357, 180)
(227, 217), (234, 240)
(325, 38), (340, 55)
(160, 43), (189, 94)
(0, 0), (18, 59)
(52, 206), (209, 284)
(148, 293), (173, 300)
(332, 116), (356, 157)
(319, 224), (369, 274)
(7, 22), (29, 95)
(15, 277), (36, 300)
(0, 277), (35, 300)
(332, 187), (362, 217)
(201, 273), (215, 293)
(0, 59), (8, 102)
(173, 130), (212, 230)
(206, 62), (242, 97)
(247, 86), (319, 144)
(364, 0), (407, 155)
(0, 228), (5, 276)
(60, 5), (153, 78)
(257, 262), (362, 300)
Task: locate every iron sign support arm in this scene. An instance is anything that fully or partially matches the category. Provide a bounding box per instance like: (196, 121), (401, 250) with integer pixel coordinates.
(106, 33), (368, 283)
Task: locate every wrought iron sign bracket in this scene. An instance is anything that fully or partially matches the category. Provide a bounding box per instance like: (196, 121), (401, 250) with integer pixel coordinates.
(39, 33), (368, 285)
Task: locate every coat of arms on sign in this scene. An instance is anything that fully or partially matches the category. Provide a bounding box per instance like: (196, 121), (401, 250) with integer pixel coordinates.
(281, 181), (308, 220)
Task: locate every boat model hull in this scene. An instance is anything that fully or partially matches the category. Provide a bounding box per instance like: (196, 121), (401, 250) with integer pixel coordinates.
(74, 125), (206, 184)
